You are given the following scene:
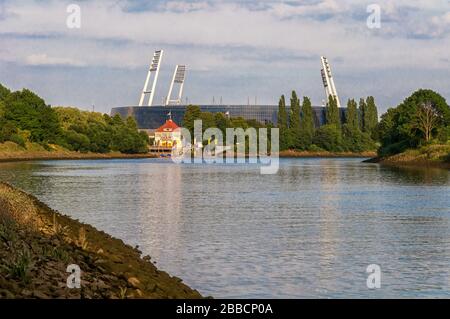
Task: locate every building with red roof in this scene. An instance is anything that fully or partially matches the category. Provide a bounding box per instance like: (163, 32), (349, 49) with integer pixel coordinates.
(154, 119), (182, 148)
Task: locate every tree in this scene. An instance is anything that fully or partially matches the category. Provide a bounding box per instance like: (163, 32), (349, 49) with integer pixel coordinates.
(326, 95), (340, 127)
(4, 89), (61, 143)
(277, 95), (289, 150)
(298, 96), (314, 150)
(412, 102), (443, 142)
(364, 96), (378, 136)
(313, 124), (343, 152)
(358, 98), (366, 131)
(378, 89), (450, 156)
(345, 99), (359, 130)
(277, 95), (288, 128)
(289, 91), (301, 148)
(0, 84), (10, 101)
(182, 105), (202, 137)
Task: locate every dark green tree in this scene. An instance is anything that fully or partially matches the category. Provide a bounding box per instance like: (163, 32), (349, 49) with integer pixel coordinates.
(277, 95), (289, 150)
(326, 95), (340, 127)
(0, 84), (11, 101)
(378, 89), (450, 156)
(4, 89), (61, 143)
(358, 98), (366, 131)
(346, 99), (359, 130)
(289, 91), (301, 148)
(182, 105), (202, 137)
(298, 96), (314, 150)
(313, 124), (343, 152)
(364, 96), (378, 136)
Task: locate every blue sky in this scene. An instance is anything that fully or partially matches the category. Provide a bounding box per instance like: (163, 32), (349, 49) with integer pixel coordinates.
(0, 0), (449, 114)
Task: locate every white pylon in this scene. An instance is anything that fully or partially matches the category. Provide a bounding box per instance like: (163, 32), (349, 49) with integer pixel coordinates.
(165, 65), (186, 106)
(139, 50), (164, 106)
(320, 56), (341, 108)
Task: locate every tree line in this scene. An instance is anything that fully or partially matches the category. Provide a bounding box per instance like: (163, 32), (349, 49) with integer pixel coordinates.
(377, 89), (450, 156)
(0, 84), (149, 154)
(277, 92), (378, 152)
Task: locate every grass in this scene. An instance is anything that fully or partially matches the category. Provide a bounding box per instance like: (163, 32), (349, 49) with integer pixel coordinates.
(7, 248), (32, 283)
(379, 143), (450, 168)
(0, 141), (156, 162)
(386, 143), (450, 162)
(76, 227), (89, 251)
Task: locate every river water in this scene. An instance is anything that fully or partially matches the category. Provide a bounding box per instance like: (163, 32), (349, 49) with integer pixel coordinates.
(0, 158), (449, 298)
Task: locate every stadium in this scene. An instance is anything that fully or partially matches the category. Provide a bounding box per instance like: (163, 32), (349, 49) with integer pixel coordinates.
(111, 50), (346, 130)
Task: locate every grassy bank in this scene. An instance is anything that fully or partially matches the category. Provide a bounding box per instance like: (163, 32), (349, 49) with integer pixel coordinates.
(368, 144), (450, 169)
(0, 182), (202, 299)
(278, 149), (377, 158)
(0, 141), (156, 162)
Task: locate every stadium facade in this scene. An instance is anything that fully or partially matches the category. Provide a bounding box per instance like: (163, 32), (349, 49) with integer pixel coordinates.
(110, 50), (346, 130)
(111, 104), (347, 130)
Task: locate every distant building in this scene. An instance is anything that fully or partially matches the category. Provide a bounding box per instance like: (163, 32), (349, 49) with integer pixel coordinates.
(111, 105), (347, 130)
(154, 119), (182, 148)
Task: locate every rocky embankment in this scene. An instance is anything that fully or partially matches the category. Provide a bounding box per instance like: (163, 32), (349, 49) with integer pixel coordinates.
(365, 144), (450, 169)
(0, 182), (203, 299)
(278, 149), (377, 158)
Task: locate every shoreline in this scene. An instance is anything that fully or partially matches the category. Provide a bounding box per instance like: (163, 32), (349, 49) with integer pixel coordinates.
(0, 181), (203, 299)
(278, 150), (377, 158)
(364, 156), (450, 169)
(0, 152), (158, 163)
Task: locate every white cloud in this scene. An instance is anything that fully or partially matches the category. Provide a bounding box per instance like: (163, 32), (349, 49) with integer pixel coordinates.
(25, 53), (86, 67)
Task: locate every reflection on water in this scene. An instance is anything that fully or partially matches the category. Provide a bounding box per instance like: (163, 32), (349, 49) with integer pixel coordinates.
(0, 158), (449, 298)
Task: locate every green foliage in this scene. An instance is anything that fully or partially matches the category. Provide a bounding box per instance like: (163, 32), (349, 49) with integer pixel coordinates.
(0, 122), (18, 143)
(0, 83), (150, 154)
(55, 108), (148, 154)
(326, 95), (340, 126)
(277, 95), (288, 129)
(9, 134), (26, 148)
(182, 105), (202, 136)
(274, 92), (377, 152)
(346, 99), (359, 130)
(3, 89), (61, 143)
(298, 96), (314, 150)
(288, 91), (302, 149)
(342, 124), (376, 152)
(363, 96), (378, 138)
(378, 89), (449, 156)
(313, 124), (343, 152)
(0, 83), (11, 101)
(277, 95), (290, 150)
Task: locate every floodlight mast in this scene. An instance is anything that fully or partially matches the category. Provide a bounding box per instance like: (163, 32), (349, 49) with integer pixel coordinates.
(165, 65), (186, 106)
(320, 56), (341, 108)
(139, 50), (164, 106)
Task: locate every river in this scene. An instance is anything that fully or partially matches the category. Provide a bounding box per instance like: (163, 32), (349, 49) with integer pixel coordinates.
(0, 158), (449, 298)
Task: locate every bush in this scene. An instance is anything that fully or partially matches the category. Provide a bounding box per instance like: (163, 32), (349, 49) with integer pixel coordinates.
(64, 130), (91, 152)
(9, 134), (26, 148)
(313, 124), (344, 152)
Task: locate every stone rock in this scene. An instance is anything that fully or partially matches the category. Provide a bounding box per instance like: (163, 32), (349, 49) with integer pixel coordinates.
(33, 290), (50, 299)
(127, 277), (140, 288)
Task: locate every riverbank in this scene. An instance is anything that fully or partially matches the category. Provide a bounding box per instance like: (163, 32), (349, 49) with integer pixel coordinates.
(278, 149), (377, 158)
(365, 144), (450, 169)
(0, 141), (156, 163)
(0, 182), (203, 299)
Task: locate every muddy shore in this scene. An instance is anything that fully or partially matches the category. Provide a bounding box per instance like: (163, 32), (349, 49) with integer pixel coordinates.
(0, 152), (157, 163)
(0, 182), (203, 299)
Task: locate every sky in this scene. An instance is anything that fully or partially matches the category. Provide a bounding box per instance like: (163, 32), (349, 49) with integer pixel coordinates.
(0, 0), (449, 114)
